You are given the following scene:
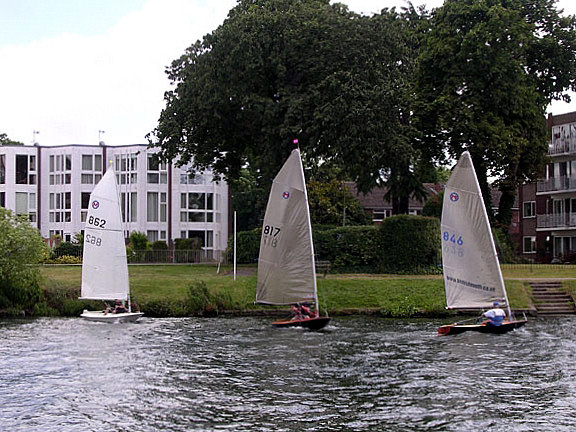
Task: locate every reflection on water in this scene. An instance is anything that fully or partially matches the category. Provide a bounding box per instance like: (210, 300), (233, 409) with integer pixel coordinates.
(1, 316), (576, 431)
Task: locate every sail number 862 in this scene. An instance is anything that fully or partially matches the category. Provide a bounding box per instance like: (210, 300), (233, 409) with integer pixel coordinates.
(443, 231), (463, 246)
(85, 233), (102, 247)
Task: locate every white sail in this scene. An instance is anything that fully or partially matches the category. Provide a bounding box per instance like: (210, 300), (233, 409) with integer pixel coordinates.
(441, 151), (508, 309)
(256, 148), (317, 305)
(80, 168), (130, 301)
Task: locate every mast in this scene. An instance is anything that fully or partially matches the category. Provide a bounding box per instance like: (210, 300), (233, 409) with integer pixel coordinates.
(295, 143), (319, 316)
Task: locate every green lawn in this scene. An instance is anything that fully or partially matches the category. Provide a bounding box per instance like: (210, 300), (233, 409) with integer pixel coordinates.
(39, 263), (554, 317)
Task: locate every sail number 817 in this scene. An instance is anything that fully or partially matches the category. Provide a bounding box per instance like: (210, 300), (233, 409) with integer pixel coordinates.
(263, 225), (281, 247)
(443, 231), (463, 246)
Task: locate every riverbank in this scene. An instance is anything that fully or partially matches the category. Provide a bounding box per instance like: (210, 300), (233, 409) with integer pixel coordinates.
(34, 264), (563, 318)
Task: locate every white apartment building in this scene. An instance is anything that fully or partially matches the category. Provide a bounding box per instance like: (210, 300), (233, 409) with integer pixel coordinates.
(0, 143), (229, 253)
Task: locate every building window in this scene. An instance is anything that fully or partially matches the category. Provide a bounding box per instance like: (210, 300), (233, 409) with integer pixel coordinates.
(49, 192), (71, 223)
(147, 230), (159, 242)
(180, 192), (213, 223)
(187, 230), (213, 248)
(147, 154), (167, 184)
(523, 201), (536, 218)
(372, 209), (391, 222)
(147, 192), (166, 222)
(15, 154), (35, 184)
(523, 236), (536, 254)
(180, 172), (204, 185)
(121, 192), (138, 223)
(15, 191), (36, 222)
(0, 154), (5, 184)
(49, 153), (72, 185)
(81, 192), (90, 222)
(115, 153), (138, 184)
(82, 154), (93, 170)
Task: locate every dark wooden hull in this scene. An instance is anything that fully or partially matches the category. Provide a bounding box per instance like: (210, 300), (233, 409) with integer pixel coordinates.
(438, 319), (527, 336)
(271, 316), (331, 330)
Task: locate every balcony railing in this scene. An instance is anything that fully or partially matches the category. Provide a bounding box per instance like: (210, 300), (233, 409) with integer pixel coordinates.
(537, 176), (576, 193)
(537, 213), (576, 229)
(549, 138), (576, 156)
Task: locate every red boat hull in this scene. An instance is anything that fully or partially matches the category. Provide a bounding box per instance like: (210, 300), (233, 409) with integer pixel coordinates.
(271, 316), (331, 330)
(438, 319), (527, 336)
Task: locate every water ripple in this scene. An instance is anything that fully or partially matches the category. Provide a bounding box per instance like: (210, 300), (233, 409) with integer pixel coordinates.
(1, 317), (576, 431)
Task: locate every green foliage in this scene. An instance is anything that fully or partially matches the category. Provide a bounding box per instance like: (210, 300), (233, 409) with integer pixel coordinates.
(0, 132), (24, 146)
(129, 231), (149, 250)
(174, 238), (201, 250)
(314, 226), (381, 272)
(422, 191), (443, 218)
(51, 241), (82, 258)
(415, 0), (576, 227)
(379, 215), (441, 274)
(151, 240), (168, 250)
(149, 0), (416, 203)
(0, 207), (48, 313)
(185, 280), (233, 316)
(141, 299), (189, 317)
(227, 229), (261, 264)
(44, 255), (82, 265)
(493, 228), (517, 264)
(308, 180), (370, 226)
(229, 168), (267, 231)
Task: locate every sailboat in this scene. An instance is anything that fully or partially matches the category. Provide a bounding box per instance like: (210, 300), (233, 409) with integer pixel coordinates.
(79, 167), (143, 323)
(438, 151), (526, 335)
(255, 147), (331, 330)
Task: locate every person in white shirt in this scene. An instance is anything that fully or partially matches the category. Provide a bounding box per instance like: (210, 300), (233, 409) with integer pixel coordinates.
(482, 301), (506, 326)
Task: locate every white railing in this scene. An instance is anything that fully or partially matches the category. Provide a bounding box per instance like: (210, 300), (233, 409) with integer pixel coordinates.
(537, 176), (576, 193)
(537, 213), (576, 229)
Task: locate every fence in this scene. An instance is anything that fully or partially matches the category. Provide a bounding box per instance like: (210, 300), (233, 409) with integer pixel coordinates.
(51, 249), (232, 265)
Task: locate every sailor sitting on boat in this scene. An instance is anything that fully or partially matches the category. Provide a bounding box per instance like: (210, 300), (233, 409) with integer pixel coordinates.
(482, 302), (506, 326)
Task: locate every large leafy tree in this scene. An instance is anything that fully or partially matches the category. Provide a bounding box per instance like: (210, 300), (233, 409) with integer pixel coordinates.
(149, 0), (415, 204)
(415, 0), (576, 229)
(0, 207), (47, 313)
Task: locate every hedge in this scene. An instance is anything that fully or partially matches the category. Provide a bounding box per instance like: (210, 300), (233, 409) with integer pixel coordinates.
(379, 215), (441, 274)
(229, 215), (442, 274)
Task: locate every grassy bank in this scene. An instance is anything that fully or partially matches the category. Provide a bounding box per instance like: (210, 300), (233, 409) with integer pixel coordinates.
(38, 264), (545, 318)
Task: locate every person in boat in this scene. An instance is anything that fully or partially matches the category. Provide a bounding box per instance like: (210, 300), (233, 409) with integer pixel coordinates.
(300, 303), (317, 319)
(482, 301), (506, 326)
(290, 304), (303, 321)
(112, 299), (128, 314)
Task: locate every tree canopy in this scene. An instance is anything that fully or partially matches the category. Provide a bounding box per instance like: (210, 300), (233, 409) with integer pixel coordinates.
(149, 0), (416, 194)
(415, 0), (576, 228)
(149, 0), (576, 230)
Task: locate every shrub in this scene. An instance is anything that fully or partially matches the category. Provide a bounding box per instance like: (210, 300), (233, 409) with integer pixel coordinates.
(51, 241), (82, 258)
(185, 280), (233, 316)
(151, 240), (168, 250)
(379, 215), (441, 274)
(227, 229), (261, 264)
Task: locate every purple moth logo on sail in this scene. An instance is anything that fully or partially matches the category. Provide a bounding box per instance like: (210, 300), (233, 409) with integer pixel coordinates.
(92, 200), (100, 209)
(282, 191), (290, 199)
(449, 192), (459, 202)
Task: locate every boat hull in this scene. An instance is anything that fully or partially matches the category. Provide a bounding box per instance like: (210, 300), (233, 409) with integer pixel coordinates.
(80, 309), (144, 323)
(271, 316), (331, 330)
(438, 319), (527, 336)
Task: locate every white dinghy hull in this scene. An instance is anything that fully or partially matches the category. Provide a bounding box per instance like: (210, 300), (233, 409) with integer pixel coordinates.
(81, 309), (143, 323)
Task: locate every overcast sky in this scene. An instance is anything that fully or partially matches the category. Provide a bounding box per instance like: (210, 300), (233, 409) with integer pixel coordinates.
(1, 0), (574, 147)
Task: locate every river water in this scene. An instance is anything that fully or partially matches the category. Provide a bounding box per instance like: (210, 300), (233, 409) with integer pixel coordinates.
(1, 316), (575, 431)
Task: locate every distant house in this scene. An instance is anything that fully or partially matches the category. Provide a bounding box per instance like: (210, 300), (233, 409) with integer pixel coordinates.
(345, 182), (443, 223)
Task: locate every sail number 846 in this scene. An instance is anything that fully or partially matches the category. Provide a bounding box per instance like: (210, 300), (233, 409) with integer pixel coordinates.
(443, 231), (463, 246)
